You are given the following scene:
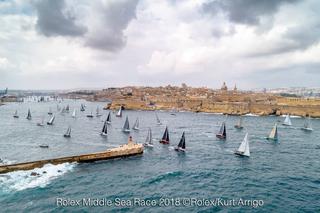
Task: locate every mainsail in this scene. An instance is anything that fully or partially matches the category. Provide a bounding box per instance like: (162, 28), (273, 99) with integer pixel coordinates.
(216, 122), (226, 139)
(72, 109), (76, 118)
(106, 112), (111, 124)
(26, 109), (32, 120)
(47, 115), (55, 125)
(132, 118), (139, 130)
(268, 124), (278, 141)
(116, 107), (122, 117)
(160, 126), (170, 144)
(235, 133), (250, 157)
(122, 116), (130, 133)
(283, 114), (292, 126)
(175, 132), (186, 151)
(101, 121), (108, 136)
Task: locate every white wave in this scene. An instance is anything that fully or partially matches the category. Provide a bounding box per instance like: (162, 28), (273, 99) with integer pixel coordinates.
(244, 113), (259, 117)
(280, 115), (302, 118)
(0, 163), (76, 192)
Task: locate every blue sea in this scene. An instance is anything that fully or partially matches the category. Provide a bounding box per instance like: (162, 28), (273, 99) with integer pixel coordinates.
(0, 99), (319, 212)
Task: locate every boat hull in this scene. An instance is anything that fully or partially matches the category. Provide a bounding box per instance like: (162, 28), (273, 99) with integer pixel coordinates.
(174, 147), (185, 152)
(234, 151), (249, 157)
(216, 134), (226, 139)
(301, 127), (313, 131)
(159, 140), (169, 144)
(234, 125), (243, 129)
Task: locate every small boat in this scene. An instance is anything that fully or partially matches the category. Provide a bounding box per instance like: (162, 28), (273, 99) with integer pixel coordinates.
(282, 114), (292, 126)
(96, 106), (102, 117)
(156, 113), (162, 125)
(106, 112), (111, 124)
(116, 107), (122, 117)
(87, 110), (94, 118)
(47, 115), (55, 125)
(266, 123), (278, 141)
(39, 144), (49, 148)
(132, 118), (139, 130)
(175, 132), (186, 152)
(48, 107), (53, 115)
(143, 128), (153, 147)
(234, 133), (250, 157)
(301, 116), (313, 131)
(13, 110), (19, 118)
(80, 104), (85, 112)
(63, 126), (71, 138)
(37, 116), (45, 126)
(26, 109), (32, 120)
(159, 126), (170, 144)
(234, 117), (244, 129)
(72, 109), (76, 118)
(101, 120), (108, 136)
(216, 122), (226, 139)
(122, 116), (130, 133)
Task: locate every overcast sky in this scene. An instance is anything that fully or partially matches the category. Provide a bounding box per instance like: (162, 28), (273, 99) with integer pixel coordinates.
(0, 0), (320, 90)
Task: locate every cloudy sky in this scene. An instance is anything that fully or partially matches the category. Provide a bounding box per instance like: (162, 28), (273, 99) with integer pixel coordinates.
(0, 0), (320, 90)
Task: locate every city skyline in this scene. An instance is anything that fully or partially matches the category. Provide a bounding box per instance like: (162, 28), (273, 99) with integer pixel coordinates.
(1, 0), (320, 90)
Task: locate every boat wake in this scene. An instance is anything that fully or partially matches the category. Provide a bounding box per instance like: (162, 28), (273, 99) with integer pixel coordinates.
(0, 163), (76, 192)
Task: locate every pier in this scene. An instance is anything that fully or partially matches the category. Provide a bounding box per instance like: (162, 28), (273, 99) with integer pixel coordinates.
(0, 143), (143, 174)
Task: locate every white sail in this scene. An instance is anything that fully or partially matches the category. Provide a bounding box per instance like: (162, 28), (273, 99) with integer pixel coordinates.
(133, 118), (139, 130)
(116, 107), (122, 117)
(72, 109), (76, 118)
(156, 113), (161, 125)
(269, 124), (278, 140)
(145, 128), (152, 144)
(302, 116), (313, 131)
(283, 114), (292, 126)
(237, 133), (250, 157)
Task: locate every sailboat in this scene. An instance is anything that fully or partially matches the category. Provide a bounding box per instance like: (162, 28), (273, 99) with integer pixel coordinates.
(106, 112), (111, 124)
(143, 128), (153, 147)
(159, 126), (170, 144)
(234, 117), (244, 129)
(63, 126), (71, 138)
(116, 107), (122, 117)
(48, 107), (53, 115)
(13, 110), (19, 118)
(282, 114), (292, 126)
(86, 110), (94, 118)
(26, 109), (32, 120)
(132, 118), (139, 130)
(47, 115), (55, 125)
(101, 120), (108, 136)
(175, 132), (186, 152)
(301, 116), (313, 131)
(96, 106), (102, 117)
(65, 105), (70, 112)
(234, 133), (250, 157)
(156, 113), (162, 125)
(80, 104), (85, 112)
(72, 109), (76, 118)
(266, 123), (278, 141)
(122, 116), (130, 133)
(216, 122), (226, 139)
(37, 116), (45, 126)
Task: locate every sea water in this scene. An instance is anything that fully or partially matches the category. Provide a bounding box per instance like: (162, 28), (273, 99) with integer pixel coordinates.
(0, 100), (319, 212)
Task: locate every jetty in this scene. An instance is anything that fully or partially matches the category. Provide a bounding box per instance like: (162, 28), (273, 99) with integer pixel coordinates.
(0, 143), (143, 174)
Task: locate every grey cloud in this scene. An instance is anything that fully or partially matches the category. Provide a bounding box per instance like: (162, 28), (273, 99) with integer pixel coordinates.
(85, 0), (139, 52)
(203, 0), (300, 25)
(34, 0), (87, 37)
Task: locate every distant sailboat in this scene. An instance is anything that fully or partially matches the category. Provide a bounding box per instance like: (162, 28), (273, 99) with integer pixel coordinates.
(96, 106), (102, 117)
(48, 107), (53, 115)
(101, 120), (108, 136)
(282, 114), (292, 126)
(47, 115), (55, 125)
(159, 126), (170, 144)
(87, 110), (94, 118)
(267, 124), (278, 141)
(116, 107), (122, 117)
(175, 132), (186, 152)
(234, 117), (244, 129)
(301, 116), (313, 131)
(106, 112), (111, 124)
(72, 109), (76, 118)
(122, 116), (130, 133)
(80, 104), (85, 112)
(13, 110), (19, 118)
(156, 113), (162, 125)
(26, 109), (32, 120)
(216, 122), (226, 139)
(132, 118), (139, 130)
(37, 116), (45, 126)
(65, 105), (70, 112)
(63, 126), (71, 138)
(234, 133), (250, 157)
(143, 128), (153, 147)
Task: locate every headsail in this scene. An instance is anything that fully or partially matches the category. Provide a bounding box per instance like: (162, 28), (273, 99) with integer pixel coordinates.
(302, 116), (313, 131)
(177, 132), (186, 149)
(268, 124), (278, 141)
(106, 112), (111, 124)
(132, 118), (139, 130)
(156, 113), (161, 125)
(144, 128), (153, 147)
(216, 122), (226, 139)
(116, 107), (122, 117)
(283, 114), (292, 126)
(235, 133), (250, 157)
